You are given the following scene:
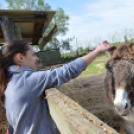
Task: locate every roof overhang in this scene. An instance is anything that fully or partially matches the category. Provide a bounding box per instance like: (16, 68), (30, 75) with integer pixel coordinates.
(0, 10), (56, 45)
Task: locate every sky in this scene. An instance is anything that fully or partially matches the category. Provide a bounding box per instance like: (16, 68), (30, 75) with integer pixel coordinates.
(1, 0), (134, 50)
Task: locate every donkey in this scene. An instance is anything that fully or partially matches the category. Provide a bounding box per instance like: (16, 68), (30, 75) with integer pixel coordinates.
(105, 41), (134, 134)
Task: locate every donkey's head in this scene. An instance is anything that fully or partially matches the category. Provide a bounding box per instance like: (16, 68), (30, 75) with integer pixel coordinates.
(105, 41), (134, 116)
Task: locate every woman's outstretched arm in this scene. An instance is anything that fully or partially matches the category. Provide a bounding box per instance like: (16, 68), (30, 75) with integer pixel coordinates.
(82, 42), (113, 65)
(25, 41), (113, 96)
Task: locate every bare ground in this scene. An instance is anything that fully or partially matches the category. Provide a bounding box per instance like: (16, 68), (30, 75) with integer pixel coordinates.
(57, 73), (120, 132)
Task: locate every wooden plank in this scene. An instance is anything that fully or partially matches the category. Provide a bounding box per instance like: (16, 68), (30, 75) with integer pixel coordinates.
(0, 16), (22, 42)
(0, 10), (56, 19)
(32, 22), (44, 45)
(0, 10), (56, 44)
(8, 12), (47, 23)
(9, 18), (47, 23)
(0, 34), (42, 38)
(45, 88), (119, 134)
(39, 25), (57, 50)
(32, 13), (46, 45)
(46, 97), (78, 134)
(15, 23), (34, 33)
(46, 92), (104, 134)
(0, 43), (39, 46)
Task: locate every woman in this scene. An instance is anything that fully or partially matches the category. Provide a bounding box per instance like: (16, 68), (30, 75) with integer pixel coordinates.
(0, 40), (112, 134)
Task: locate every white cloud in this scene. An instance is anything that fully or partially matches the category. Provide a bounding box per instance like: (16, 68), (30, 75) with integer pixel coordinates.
(84, 0), (134, 25)
(63, 0), (134, 49)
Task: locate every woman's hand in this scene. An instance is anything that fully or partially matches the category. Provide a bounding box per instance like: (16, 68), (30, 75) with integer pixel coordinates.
(95, 40), (113, 54)
(82, 40), (113, 65)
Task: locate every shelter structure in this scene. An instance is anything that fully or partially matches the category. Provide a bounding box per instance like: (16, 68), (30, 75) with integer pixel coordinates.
(0, 10), (60, 69)
(0, 10), (57, 48)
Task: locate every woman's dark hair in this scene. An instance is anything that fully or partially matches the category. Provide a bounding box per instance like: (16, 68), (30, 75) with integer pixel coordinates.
(0, 40), (30, 108)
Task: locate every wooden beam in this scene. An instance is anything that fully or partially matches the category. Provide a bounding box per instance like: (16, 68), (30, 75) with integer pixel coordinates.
(39, 25), (57, 50)
(0, 34), (42, 38)
(32, 14), (45, 45)
(32, 22), (44, 44)
(0, 43), (39, 46)
(31, 43), (39, 45)
(9, 18), (47, 23)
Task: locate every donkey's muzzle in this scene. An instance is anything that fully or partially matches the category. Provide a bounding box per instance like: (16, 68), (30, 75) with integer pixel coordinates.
(113, 89), (131, 116)
(113, 101), (130, 116)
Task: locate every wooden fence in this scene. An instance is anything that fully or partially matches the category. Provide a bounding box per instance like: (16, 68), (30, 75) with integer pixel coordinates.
(45, 88), (119, 134)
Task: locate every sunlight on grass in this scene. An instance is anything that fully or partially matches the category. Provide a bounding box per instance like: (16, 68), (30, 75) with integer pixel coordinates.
(96, 54), (107, 59)
(80, 59), (108, 77)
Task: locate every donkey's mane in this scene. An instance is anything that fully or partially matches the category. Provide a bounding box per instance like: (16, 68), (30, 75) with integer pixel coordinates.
(110, 42), (134, 63)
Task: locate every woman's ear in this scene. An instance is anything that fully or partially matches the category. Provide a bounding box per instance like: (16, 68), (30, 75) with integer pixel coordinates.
(14, 53), (25, 64)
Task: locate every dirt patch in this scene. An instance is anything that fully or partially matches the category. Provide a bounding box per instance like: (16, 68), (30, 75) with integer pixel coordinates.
(95, 63), (104, 70)
(57, 73), (120, 132)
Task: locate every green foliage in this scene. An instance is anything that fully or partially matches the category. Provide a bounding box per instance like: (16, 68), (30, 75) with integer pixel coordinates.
(96, 54), (107, 59)
(44, 37), (74, 51)
(111, 42), (120, 47)
(43, 7), (71, 51)
(80, 59), (107, 77)
(78, 47), (83, 53)
(54, 8), (69, 36)
(124, 35), (128, 44)
(43, 8), (69, 37)
(62, 50), (107, 63)
(5, 0), (51, 10)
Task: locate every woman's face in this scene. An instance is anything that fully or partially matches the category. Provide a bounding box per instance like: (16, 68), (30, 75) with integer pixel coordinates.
(22, 45), (39, 70)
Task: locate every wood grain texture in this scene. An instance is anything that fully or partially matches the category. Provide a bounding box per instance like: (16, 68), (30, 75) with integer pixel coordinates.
(45, 88), (119, 134)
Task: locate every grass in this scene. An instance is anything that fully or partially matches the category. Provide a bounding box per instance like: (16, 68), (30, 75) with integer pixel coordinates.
(96, 54), (107, 59)
(63, 52), (108, 77)
(80, 58), (108, 77)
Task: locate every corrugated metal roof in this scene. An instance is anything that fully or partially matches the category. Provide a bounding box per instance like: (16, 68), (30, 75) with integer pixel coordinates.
(0, 10), (56, 45)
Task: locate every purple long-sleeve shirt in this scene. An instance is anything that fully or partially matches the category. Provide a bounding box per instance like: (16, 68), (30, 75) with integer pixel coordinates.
(4, 58), (87, 134)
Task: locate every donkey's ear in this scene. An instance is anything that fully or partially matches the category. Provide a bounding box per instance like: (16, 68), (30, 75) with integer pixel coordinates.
(102, 40), (117, 56)
(102, 40), (110, 44)
(107, 46), (117, 56)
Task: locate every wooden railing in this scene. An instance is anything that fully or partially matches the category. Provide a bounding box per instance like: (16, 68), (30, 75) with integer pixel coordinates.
(45, 88), (119, 134)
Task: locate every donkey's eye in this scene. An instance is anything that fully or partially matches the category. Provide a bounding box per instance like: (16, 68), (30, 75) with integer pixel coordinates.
(109, 67), (114, 73)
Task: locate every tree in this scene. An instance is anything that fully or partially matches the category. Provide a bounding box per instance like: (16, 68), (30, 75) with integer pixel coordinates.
(5, 0), (72, 51)
(45, 8), (69, 37)
(124, 35), (128, 44)
(44, 37), (74, 52)
(5, 0), (51, 11)
(84, 40), (93, 52)
(78, 47), (83, 53)
(121, 28), (131, 44)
